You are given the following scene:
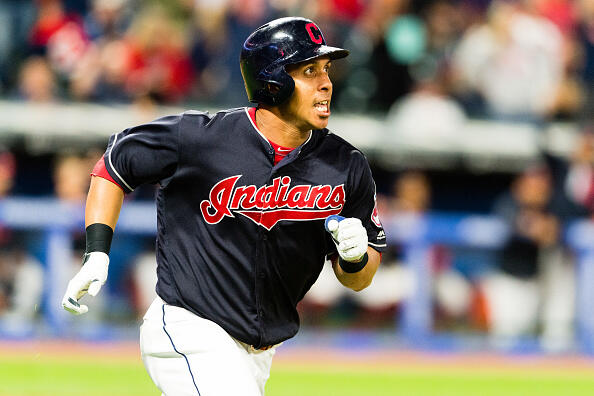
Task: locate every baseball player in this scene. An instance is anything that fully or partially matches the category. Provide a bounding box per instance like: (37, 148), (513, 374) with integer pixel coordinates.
(62, 17), (386, 396)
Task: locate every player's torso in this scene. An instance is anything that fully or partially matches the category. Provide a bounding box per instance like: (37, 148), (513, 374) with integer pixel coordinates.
(184, 111), (345, 223)
(155, 108), (355, 346)
(164, 107), (350, 240)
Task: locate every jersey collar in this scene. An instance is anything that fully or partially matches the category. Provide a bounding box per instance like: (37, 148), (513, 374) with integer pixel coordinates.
(244, 107), (313, 152)
(245, 107), (272, 150)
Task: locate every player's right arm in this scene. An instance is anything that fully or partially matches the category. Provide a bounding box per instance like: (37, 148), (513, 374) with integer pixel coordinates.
(62, 113), (182, 314)
(62, 176), (124, 314)
(85, 175), (124, 229)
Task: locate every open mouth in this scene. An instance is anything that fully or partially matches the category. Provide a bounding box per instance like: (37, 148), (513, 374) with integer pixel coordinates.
(314, 100), (330, 115)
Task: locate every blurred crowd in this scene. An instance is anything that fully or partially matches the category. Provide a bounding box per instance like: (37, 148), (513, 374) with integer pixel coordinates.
(301, 135), (591, 352)
(0, 147), (159, 331)
(0, 134), (587, 351)
(300, 134), (594, 352)
(0, 0), (593, 123)
(1, 0), (594, 352)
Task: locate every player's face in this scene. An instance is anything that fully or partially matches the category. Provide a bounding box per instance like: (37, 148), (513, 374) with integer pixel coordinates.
(283, 57), (333, 131)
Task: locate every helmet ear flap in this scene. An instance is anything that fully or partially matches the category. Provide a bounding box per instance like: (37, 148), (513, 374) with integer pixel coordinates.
(266, 83), (281, 95)
(268, 67), (294, 105)
(256, 66), (295, 105)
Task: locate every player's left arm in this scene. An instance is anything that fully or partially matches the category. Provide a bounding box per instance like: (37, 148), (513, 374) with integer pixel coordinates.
(327, 151), (386, 291)
(331, 246), (380, 291)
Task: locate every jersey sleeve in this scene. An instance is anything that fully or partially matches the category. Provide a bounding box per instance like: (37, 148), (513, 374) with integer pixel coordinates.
(91, 155), (124, 191)
(340, 151), (387, 253)
(103, 114), (182, 193)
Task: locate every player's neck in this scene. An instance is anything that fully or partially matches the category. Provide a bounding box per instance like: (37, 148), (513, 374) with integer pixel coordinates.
(255, 107), (311, 148)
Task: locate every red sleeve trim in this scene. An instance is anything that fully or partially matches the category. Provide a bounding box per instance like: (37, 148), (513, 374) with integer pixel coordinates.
(91, 155), (124, 191)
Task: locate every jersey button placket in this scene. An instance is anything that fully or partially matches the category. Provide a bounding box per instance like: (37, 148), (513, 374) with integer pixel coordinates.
(255, 229), (267, 345)
(259, 233), (267, 279)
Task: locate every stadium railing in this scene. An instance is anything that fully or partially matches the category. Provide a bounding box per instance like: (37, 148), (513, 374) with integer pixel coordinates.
(0, 198), (592, 353)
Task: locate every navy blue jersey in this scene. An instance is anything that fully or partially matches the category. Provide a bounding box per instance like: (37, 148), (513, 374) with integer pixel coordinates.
(104, 107), (386, 347)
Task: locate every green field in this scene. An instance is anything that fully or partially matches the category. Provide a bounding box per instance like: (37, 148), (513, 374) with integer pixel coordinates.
(1, 344), (593, 396)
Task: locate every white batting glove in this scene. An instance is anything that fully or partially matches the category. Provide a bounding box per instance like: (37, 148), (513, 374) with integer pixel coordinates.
(327, 217), (368, 262)
(61, 252), (109, 315)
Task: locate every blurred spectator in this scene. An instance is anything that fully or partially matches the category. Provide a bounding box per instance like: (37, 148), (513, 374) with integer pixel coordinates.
(53, 153), (92, 203)
(84, 0), (131, 41)
(17, 56), (57, 102)
(70, 38), (134, 102)
(386, 171), (477, 327)
(122, 5), (194, 104)
(29, 0), (71, 54)
(386, 61), (467, 150)
(0, 150), (44, 329)
(526, 0), (582, 120)
(482, 166), (575, 351)
(0, 248), (44, 329)
(423, 0), (467, 58)
(547, 33), (583, 120)
(338, 0), (413, 112)
(452, 0), (563, 122)
(563, 132), (594, 214)
(386, 170), (431, 214)
(223, 0), (273, 105)
(0, 151), (16, 197)
(531, 0), (577, 37)
(0, 0), (36, 92)
(70, 0), (132, 102)
(576, 0), (594, 126)
(29, 0), (89, 77)
(541, 131), (594, 221)
(187, 1), (232, 101)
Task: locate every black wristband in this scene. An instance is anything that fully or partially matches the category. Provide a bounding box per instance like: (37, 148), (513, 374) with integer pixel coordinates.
(338, 252), (368, 273)
(85, 223), (114, 254)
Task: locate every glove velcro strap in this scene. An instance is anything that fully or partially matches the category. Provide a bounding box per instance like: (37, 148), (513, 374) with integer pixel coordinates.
(85, 223), (114, 254)
(338, 252), (368, 273)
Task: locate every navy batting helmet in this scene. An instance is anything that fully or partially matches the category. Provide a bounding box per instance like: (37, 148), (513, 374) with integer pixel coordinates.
(240, 17), (349, 106)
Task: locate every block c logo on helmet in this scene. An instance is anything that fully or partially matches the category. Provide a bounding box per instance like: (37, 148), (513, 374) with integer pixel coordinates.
(305, 23), (323, 44)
